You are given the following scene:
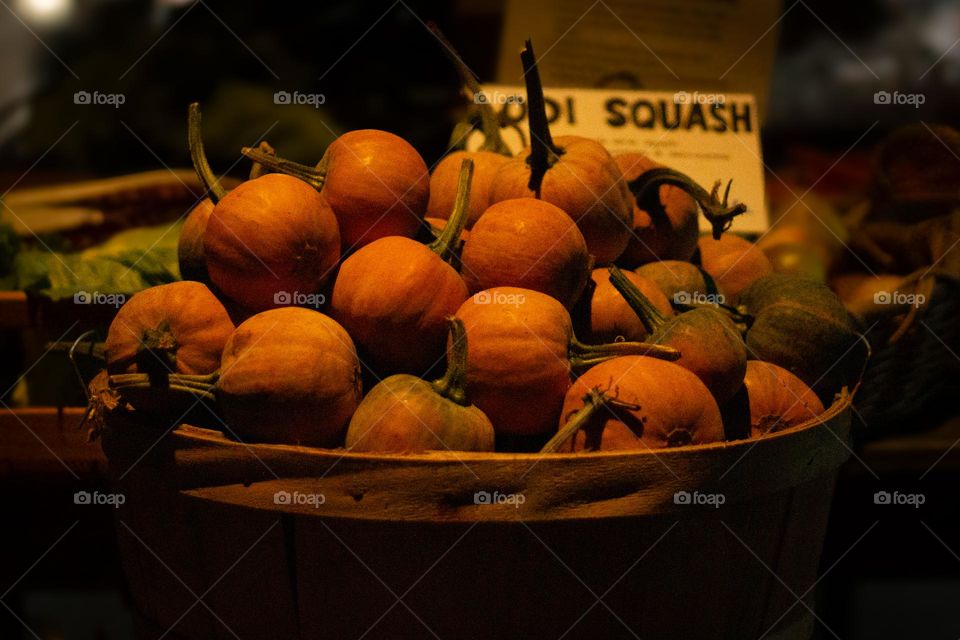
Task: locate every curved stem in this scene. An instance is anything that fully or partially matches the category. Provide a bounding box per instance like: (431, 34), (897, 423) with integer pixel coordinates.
(628, 167), (747, 239)
(427, 158), (473, 262)
(540, 388), (642, 453)
(240, 147), (328, 190)
(520, 39), (564, 197)
(248, 140), (276, 180)
(188, 103), (227, 202)
(569, 334), (679, 371)
(431, 317), (470, 405)
(608, 266), (666, 335)
(427, 22), (512, 155)
(540, 388), (609, 453)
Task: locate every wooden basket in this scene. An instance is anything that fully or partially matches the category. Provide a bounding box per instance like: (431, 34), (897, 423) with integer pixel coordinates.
(103, 395), (853, 640)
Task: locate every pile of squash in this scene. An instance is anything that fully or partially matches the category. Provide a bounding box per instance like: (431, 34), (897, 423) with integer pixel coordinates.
(96, 39), (867, 455)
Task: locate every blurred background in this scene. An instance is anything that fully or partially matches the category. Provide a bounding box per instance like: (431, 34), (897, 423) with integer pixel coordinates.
(0, 0), (958, 638)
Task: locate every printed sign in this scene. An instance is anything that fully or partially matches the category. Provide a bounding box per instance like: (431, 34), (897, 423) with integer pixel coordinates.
(474, 85), (768, 232)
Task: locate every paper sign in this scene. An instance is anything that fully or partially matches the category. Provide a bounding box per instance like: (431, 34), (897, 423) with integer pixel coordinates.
(473, 85), (769, 232)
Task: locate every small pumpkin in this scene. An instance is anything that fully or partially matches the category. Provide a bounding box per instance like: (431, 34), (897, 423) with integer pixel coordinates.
(330, 160), (474, 375)
(722, 360), (825, 440)
(345, 317), (494, 453)
(740, 273), (867, 402)
(177, 198), (214, 283)
(634, 260), (719, 307)
(610, 266), (747, 403)
(202, 173), (341, 313)
(243, 129), (430, 251)
(455, 287), (678, 436)
(487, 41), (632, 265)
(428, 151), (509, 228)
(576, 268), (673, 343)
(697, 233), (773, 302)
(547, 356), (724, 452)
(614, 153), (699, 266)
(105, 281), (234, 376)
(217, 307), (362, 447)
(460, 197), (592, 309)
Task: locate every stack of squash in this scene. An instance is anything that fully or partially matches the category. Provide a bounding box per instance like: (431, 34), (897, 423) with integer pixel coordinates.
(96, 40), (867, 455)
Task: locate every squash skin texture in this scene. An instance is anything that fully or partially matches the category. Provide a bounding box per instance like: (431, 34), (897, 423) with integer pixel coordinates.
(330, 236), (468, 376)
(322, 129), (429, 250)
(723, 360), (825, 440)
(454, 288), (574, 436)
(581, 268), (673, 343)
(177, 198), (214, 283)
(461, 198), (591, 309)
(217, 307), (362, 447)
(203, 173), (340, 313)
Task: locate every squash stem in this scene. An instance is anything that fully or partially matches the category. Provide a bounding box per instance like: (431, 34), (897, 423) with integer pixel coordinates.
(608, 266), (666, 335)
(628, 167), (747, 239)
(240, 147), (328, 190)
(540, 388), (641, 453)
(431, 317), (469, 405)
(428, 159), (473, 262)
(569, 334), (679, 371)
(248, 140), (276, 180)
(520, 39), (564, 197)
(188, 103), (227, 203)
(427, 22), (512, 155)
(136, 326), (179, 377)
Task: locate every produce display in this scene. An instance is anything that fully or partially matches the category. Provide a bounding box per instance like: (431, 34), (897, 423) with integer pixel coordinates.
(88, 38), (869, 455)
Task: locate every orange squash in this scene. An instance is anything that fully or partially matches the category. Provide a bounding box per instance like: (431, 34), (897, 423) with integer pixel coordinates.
(610, 266), (747, 403)
(614, 153), (698, 266)
(330, 160), (473, 375)
(549, 356), (724, 452)
(487, 41), (632, 265)
(345, 318), (494, 453)
(460, 197), (592, 309)
(217, 307), (362, 447)
(454, 287), (678, 436)
(697, 234), (772, 302)
(428, 150), (509, 228)
(722, 361), (825, 440)
(177, 198), (214, 283)
(578, 268), (673, 343)
(105, 281), (234, 376)
(202, 173), (341, 312)
(243, 129), (429, 251)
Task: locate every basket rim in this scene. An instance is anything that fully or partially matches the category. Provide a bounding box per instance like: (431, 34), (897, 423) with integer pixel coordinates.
(169, 389), (853, 463)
